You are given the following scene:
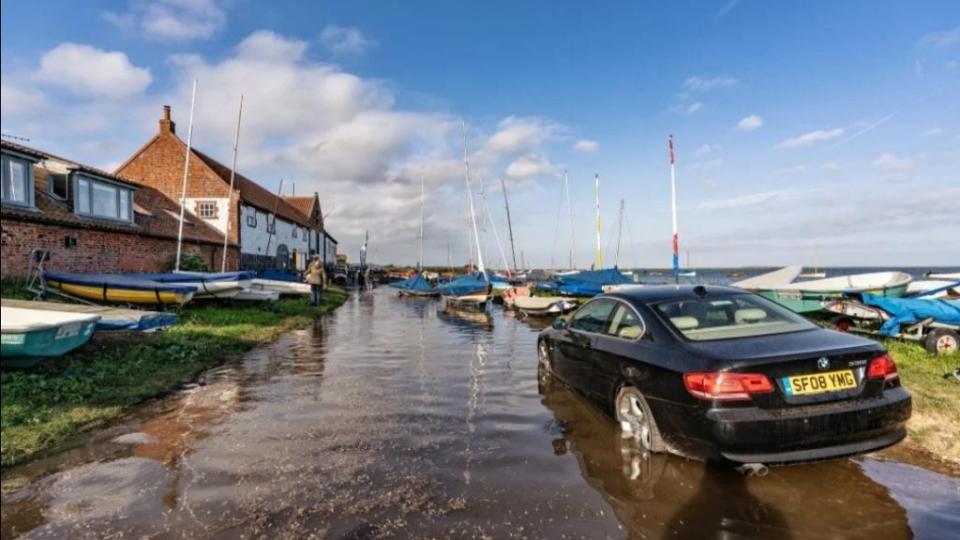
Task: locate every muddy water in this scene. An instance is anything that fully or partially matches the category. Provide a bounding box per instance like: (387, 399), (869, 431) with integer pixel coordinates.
(2, 290), (958, 539)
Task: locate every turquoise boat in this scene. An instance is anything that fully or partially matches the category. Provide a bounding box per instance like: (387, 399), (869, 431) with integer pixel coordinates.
(756, 271), (913, 314)
(1, 307), (100, 368)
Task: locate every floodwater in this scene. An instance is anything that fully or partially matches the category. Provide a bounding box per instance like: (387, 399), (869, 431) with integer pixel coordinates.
(2, 289), (958, 539)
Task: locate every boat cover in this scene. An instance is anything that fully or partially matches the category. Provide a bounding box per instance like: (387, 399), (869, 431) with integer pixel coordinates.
(132, 271), (255, 283)
(437, 275), (489, 297)
(389, 273), (436, 294)
(859, 294), (960, 336)
(472, 270), (510, 285)
(554, 268), (633, 296)
(258, 269), (301, 282)
(44, 272), (197, 293)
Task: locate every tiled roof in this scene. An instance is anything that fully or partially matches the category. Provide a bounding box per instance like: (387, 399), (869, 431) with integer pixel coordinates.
(283, 196), (316, 218)
(0, 141), (231, 246)
(190, 148), (312, 228)
(2, 140), (138, 187)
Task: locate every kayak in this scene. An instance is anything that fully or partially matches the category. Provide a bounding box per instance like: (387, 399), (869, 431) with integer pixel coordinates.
(44, 272), (196, 305)
(1, 307), (100, 367)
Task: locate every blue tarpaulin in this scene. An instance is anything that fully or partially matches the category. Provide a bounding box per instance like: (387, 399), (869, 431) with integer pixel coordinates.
(551, 268), (633, 296)
(389, 273), (437, 294)
(43, 272), (197, 293)
(437, 275), (489, 297)
(860, 294), (960, 337)
(127, 272), (255, 283)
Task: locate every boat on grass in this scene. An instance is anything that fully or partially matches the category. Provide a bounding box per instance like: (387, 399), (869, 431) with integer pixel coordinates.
(756, 271), (912, 313)
(132, 271), (254, 299)
(1, 307), (100, 367)
(43, 272), (196, 305)
(249, 278), (310, 296)
(731, 266), (802, 290)
(906, 280), (960, 299)
(1, 299), (177, 332)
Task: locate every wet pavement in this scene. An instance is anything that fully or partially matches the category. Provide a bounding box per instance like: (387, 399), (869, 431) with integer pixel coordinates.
(2, 289), (959, 539)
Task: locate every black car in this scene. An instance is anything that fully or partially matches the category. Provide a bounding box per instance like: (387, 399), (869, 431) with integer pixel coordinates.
(537, 285), (911, 466)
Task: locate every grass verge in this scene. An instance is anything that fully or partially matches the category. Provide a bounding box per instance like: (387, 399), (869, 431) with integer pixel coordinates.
(882, 339), (960, 465)
(1, 289), (346, 468)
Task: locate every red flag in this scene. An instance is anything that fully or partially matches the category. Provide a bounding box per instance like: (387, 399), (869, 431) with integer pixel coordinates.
(668, 135), (675, 165)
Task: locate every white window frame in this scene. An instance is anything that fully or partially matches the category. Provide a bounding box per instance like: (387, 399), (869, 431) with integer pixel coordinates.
(196, 200), (218, 219)
(246, 210), (258, 228)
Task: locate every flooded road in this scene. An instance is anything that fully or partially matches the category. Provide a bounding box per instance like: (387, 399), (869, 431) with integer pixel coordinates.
(3, 289), (959, 539)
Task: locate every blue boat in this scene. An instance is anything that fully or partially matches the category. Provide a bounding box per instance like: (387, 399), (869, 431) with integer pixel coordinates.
(438, 275), (491, 311)
(545, 268), (634, 297)
(390, 273), (438, 297)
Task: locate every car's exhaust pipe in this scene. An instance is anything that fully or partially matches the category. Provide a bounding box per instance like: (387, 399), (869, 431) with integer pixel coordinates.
(736, 463), (769, 477)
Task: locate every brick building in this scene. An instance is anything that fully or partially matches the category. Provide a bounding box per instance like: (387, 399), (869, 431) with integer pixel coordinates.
(116, 106), (337, 272)
(0, 140), (237, 277)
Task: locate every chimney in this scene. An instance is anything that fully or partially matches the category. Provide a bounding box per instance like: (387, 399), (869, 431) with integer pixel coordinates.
(159, 105), (176, 134)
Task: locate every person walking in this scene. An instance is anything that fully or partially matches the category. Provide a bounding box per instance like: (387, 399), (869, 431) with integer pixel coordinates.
(304, 256), (326, 306)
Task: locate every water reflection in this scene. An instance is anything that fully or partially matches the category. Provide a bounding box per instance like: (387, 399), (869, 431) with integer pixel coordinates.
(539, 381), (916, 539)
(2, 289), (956, 539)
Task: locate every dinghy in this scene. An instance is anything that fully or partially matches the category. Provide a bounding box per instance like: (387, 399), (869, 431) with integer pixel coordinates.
(132, 271), (254, 299)
(43, 272), (196, 305)
(906, 280), (960, 299)
(545, 268), (633, 297)
(731, 266), (802, 290)
(249, 278), (311, 296)
(1, 299), (177, 332)
(390, 273), (439, 297)
(438, 275), (491, 311)
(513, 296), (578, 317)
(1, 307), (100, 367)
(757, 271), (912, 313)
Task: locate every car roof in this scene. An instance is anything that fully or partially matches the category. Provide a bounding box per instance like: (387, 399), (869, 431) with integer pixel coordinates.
(604, 284), (746, 305)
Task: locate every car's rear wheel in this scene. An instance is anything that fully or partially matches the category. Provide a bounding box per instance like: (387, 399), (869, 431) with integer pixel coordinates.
(925, 328), (960, 355)
(537, 340), (554, 394)
(615, 386), (665, 453)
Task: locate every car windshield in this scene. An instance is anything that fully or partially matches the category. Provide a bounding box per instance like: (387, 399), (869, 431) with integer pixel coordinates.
(652, 293), (815, 341)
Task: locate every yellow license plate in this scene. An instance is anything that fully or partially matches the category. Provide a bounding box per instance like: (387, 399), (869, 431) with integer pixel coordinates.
(783, 369), (857, 396)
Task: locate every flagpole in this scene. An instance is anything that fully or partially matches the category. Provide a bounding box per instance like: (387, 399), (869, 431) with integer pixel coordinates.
(175, 79), (198, 273)
(669, 135), (679, 283)
(221, 94), (243, 272)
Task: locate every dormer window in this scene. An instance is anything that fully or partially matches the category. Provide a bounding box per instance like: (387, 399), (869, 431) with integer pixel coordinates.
(74, 174), (134, 223)
(1, 153), (35, 207)
(48, 172), (69, 200)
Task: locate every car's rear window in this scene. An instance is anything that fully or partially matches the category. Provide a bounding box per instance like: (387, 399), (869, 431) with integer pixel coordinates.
(652, 294), (814, 341)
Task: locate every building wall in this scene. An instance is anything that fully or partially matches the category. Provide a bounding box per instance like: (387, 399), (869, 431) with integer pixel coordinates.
(238, 204), (310, 271)
(184, 196), (232, 236)
(0, 219), (239, 277)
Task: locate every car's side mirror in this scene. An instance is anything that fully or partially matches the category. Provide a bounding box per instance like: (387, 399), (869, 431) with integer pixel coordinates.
(552, 318), (567, 330)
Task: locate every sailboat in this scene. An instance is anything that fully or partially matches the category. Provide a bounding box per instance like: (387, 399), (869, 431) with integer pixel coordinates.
(798, 247), (826, 279)
(678, 249), (696, 278)
(438, 121), (491, 311)
(391, 177), (439, 297)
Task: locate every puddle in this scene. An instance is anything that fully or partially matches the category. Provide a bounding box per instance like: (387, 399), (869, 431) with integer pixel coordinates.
(2, 290), (958, 538)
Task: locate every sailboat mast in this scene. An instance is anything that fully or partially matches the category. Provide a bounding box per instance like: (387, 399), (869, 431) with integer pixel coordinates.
(221, 94), (243, 272)
(615, 198), (624, 268)
(668, 135), (679, 283)
(174, 79), (198, 273)
(461, 120), (486, 278)
(594, 174), (603, 269)
(564, 170), (575, 270)
(500, 177), (518, 274)
(418, 176), (425, 271)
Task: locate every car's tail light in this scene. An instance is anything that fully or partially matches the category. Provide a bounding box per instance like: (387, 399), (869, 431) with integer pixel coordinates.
(867, 354), (899, 382)
(683, 372), (774, 401)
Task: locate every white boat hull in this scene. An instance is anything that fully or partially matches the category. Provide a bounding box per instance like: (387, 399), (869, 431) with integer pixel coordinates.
(250, 279), (311, 296)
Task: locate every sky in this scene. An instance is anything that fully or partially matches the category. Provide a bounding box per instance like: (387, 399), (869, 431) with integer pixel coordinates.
(2, 0), (958, 268)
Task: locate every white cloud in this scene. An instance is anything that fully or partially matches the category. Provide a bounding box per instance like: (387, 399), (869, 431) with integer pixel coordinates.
(482, 116), (561, 155)
(0, 81), (46, 115)
(735, 114), (763, 131)
(918, 26), (960, 48)
(504, 154), (557, 180)
(777, 128), (844, 148)
(920, 127), (945, 137)
(669, 101), (704, 114)
(872, 153), (914, 172)
(104, 0), (227, 42)
(697, 189), (797, 210)
(235, 30), (308, 61)
(320, 25), (376, 55)
(573, 139), (599, 153)
(683, 75), (739, 91)
(694, 143), (718, 156)
(35, 44), (152, 99)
